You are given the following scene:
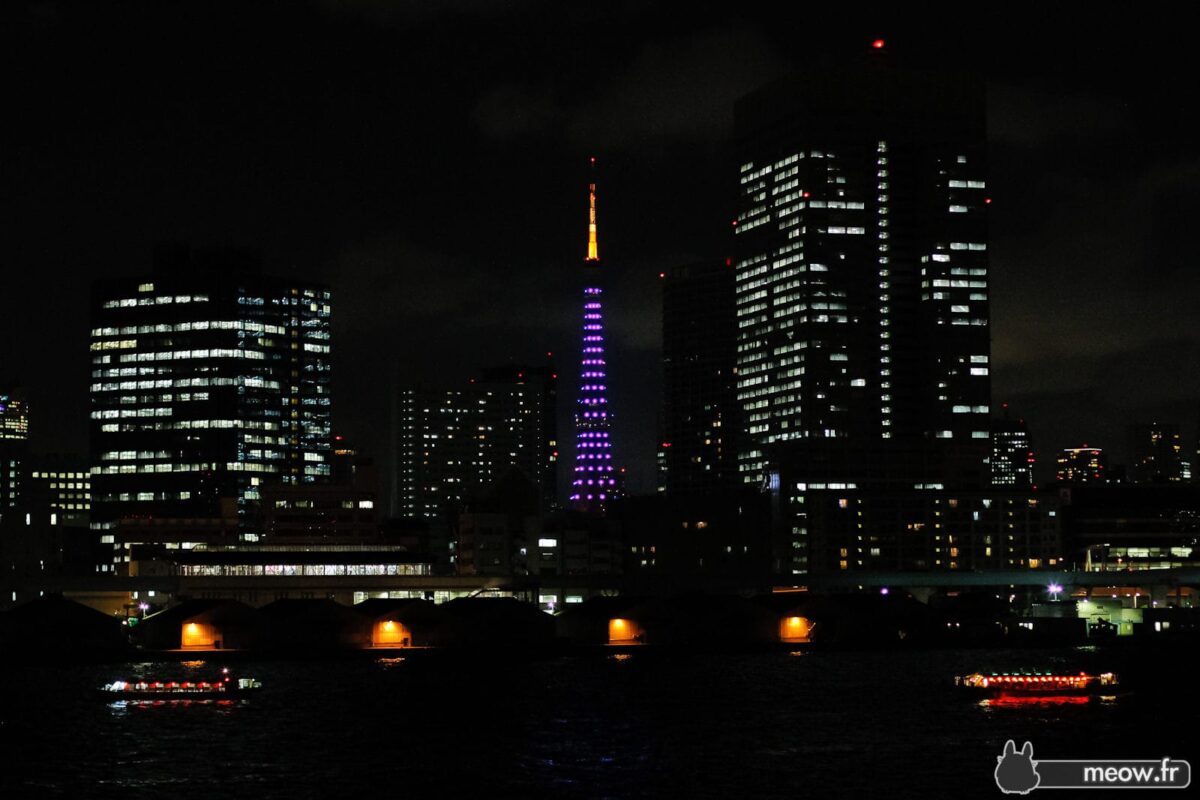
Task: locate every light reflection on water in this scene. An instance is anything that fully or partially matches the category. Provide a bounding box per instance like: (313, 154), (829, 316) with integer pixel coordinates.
(3, 647), (1196, 800)
(107, 698), (241, 713)
(374, 657), (406, 668)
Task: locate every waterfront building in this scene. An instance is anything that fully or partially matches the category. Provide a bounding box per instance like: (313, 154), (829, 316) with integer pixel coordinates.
(799, 489), (1061, 575)
(1060, 484), (1200, 571)
(89, 245), (332, 572)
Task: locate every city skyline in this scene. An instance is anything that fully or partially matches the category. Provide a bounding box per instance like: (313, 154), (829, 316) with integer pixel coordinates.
(6, 5), (1200, 489)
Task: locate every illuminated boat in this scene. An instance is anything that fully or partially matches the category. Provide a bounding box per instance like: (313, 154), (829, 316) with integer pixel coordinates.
(98, 668), (262, 700)
(955, 670), (1118, 696)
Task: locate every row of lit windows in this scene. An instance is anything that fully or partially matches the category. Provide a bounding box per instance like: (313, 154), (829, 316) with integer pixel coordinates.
(91, 377), (283, 392)
(116, 349), (266, 363)
(98, 419), (283, 433)
(177, 563), (427, 577)
(101, 295), (209, 309)
(91, 320), (289, 337)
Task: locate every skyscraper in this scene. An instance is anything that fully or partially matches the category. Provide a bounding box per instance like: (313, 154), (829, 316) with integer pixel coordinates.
(89, 246), (332, 571)
(398, 364), (558, 519)
(733, 52), (991, 487)
(569, 160), (620, 510)
(1128, 422), (1186, 484)
(1056, 446), (1107, 485)
(0, 386), (29, 517)
(661, 261), (739, 495)
(990, 405), (1034, 489)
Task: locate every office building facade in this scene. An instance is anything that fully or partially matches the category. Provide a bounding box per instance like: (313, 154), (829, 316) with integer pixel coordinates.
(89, 247), (332, 571)
(733, 57), (991, 486)
(0, 386), (29, 518)
(990, 407), (1034, 489)
(398, 364), (557, 520)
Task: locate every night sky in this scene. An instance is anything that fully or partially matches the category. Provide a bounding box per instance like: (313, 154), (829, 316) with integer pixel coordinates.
(6, 2), (1200, 492)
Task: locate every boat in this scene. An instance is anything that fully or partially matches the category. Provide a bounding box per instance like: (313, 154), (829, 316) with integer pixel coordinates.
(955, 670), (1118, 697)
(99, 667), (262, 700)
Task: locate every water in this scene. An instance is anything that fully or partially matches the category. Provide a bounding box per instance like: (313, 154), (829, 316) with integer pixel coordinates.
(3, 647), (1195, 799)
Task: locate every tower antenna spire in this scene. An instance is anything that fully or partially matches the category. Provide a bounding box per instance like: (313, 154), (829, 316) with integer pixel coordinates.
(586, 156), (599, 262)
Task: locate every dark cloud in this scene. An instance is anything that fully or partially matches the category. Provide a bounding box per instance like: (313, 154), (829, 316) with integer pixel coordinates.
(989, 83), (1130, 147)
(565, 25), (787, 148)
(474, 25), (788, 150)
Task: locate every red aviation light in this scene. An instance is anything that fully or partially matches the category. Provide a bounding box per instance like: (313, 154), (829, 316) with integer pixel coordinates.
(872, 39), (886, 49)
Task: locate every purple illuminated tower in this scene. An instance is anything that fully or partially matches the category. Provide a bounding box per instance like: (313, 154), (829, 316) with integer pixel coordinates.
(569, 159), (620, 511)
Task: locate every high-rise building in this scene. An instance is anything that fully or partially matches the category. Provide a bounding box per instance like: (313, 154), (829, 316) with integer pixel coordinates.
(1128, 422), (1186, 484)
(661, 261), (739, 496)
(398, 364), (557, 520)
(569, 160), (620, 510)
(1056, 446), (1107, 485)
(0, 385), (29, 517)
(733, 52), (991, 487)
(89, 246), (332, 571)
(28, 457), (91, 527)
(480, 363), (558, 511)
(990, 405), (1034, 489)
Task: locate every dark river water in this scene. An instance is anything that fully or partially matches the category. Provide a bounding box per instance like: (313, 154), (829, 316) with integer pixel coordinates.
(2, 645), (1195, 799)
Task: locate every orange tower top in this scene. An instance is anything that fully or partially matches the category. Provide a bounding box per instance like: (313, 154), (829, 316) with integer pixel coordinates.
(586, 157), (599, 262)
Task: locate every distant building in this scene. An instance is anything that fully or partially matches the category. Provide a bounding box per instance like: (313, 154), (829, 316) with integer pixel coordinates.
(1128, 422), (1187, 484)
(0, 386), (29, 440)
(612, 490), (773, 593)
(661, 262), (739, 496)
(1058, 484), (1200, 571)
(455, 468), (540, 578)
(89, 245), (332, 573)
(775, 439), (1029, 576)
(479, 364), (558, 510)
(800, 490), (1061, 574)
(1056, 446), (1107, 485)
(398, 363), (557, 520)
(261, 484), (378, 543)
(990, 407), (1034, 489)
(0, 386), (29, 517)
(28, 456), (91, 527)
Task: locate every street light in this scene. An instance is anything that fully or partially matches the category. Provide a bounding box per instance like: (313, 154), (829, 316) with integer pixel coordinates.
(1048, 583), (1063, 601)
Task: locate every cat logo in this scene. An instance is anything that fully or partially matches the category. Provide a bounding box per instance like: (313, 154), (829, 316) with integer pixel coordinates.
(996, 740), (1041, 795)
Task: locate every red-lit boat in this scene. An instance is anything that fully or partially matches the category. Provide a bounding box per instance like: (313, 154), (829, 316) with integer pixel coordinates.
(955, 670), (1118, 697)
(98, 668), (262, 700)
